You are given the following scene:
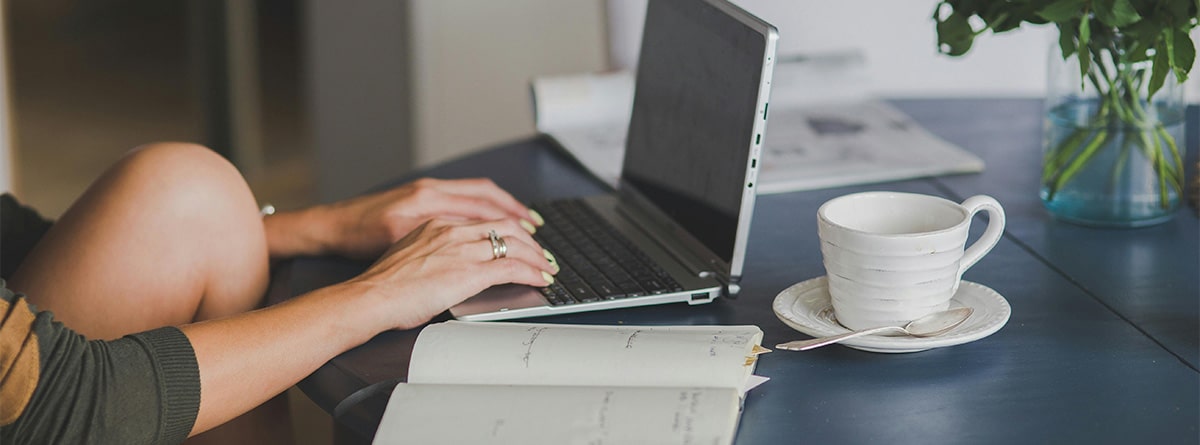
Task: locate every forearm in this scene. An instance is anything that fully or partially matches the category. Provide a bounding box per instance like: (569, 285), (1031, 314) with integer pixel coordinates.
(262, 205), (337, 259)
(182, 280), (388, 435)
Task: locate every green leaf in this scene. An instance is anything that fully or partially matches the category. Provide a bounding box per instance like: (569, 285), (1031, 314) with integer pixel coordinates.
(1171, 30), (1195, 82)
(1012, 1), (1051, 25)
(1164, 0), (1195, 21)
(1148, 46), (1170, 100)
(1057, 22), (1078, 59)
(1121, 19), (1162, 62)
(1163, 28), (1177, 70)
(1037, 0), (1087, 22)
(936, 10), (977, 56)
(1094, 0), (1142, 27)
(1125, 39), (1152, 63)
(1077, 18), (1092, 82)
(1079, 15), (1091, 47)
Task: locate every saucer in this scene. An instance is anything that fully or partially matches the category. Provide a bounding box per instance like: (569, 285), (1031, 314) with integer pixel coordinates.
(772, 276), (1011, 353)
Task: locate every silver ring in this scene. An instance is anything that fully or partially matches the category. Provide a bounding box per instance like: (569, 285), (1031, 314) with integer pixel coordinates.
(489, 230), (508, 260)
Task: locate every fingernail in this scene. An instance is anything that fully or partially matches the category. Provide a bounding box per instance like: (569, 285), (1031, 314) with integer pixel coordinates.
(542, 249), (560, 273)
(528, 209), (545, 226)
(542, 271), (555, 285)
(520, 220), (537, 234)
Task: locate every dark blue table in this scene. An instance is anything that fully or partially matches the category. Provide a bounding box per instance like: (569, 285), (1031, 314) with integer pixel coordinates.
(269, 99), (1199, 444)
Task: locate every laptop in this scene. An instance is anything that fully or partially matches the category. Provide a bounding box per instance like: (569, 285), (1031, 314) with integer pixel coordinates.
(450, 0), (778, 321)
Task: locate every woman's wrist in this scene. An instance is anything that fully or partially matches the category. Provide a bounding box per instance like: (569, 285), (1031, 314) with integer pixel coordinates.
(310, 279), (398, 342)
(263, 204), (342, 259)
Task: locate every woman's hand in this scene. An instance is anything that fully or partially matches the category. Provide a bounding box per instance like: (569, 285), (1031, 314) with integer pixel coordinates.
(182, 217), (557, 435)
(265, 178), (544, 260)
(347, 217), (557, 330)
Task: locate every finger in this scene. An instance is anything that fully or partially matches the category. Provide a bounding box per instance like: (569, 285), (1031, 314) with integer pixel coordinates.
(450, 218), (541, 251)
(429, 178), (540, 225)
(412, 219), (547, 268)
(464, 235), (556, 274)
(418, 193), (524, 227)
(484, 221), (555, 272)
(478, 257), (557, 288)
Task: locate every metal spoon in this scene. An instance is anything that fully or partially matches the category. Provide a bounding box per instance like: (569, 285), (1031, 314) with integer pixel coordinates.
(776, 307), (974, 351)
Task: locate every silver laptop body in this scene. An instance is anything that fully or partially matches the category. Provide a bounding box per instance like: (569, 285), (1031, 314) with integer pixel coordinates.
(451, 0), (778, 321)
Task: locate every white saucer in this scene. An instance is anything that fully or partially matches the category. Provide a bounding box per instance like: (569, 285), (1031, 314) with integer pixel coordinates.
(772, 276), (1011, 353)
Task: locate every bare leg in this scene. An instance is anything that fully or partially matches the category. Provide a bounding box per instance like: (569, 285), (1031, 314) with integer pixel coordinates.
(9, 142), (294, 443)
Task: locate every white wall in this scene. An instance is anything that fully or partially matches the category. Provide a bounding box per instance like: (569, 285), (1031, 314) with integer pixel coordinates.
(608, 0), (1200, 101)
(410, 0), (609, 167)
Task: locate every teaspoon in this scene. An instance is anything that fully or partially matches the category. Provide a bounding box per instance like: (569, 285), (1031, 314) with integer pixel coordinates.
(776, 307), (974, 351)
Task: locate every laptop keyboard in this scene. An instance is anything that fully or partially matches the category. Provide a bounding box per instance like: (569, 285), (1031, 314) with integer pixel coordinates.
(531, 199), (684, 306)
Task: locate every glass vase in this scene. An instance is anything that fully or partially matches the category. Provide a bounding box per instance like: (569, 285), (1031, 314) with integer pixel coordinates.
(1040, 41), (1187, 228)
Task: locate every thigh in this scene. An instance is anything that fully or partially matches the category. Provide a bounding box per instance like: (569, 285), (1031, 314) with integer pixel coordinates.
(9, 143), (270, 340)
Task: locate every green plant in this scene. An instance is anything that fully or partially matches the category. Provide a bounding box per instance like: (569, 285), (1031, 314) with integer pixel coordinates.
(933, 0), (1198, 209)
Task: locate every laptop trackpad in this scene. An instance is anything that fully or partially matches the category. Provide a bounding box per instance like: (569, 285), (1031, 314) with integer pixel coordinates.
(449, 284), (547, 318)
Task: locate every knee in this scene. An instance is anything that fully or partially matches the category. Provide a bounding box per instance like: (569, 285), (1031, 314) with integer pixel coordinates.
(115, 142), (259, 216)
(113, 142), (270, 314)
(121, 142), (245, 194)
(112, 141), (266, 258)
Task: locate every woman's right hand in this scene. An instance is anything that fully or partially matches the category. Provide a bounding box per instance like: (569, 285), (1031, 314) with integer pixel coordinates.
(344, 217), (558, 331)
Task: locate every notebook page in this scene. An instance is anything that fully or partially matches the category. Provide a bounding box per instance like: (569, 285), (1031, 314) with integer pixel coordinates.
(373, 384), (741, 445)
(408, 321), (764, 391)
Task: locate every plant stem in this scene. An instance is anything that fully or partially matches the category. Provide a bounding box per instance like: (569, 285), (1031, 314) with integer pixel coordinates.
(1044, 41), (1183, 210)
(1052, 129), (1109, 199)
(1109, 135), (1131, 192)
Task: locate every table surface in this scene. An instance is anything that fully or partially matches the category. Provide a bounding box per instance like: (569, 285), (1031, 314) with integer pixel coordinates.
(268, 98), (1199, 444)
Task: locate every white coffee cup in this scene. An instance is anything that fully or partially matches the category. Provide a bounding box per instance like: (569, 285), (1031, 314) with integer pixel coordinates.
(817, 192), (1005, 330)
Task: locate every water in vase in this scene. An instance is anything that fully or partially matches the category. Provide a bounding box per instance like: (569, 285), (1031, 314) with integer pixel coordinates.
(1040, 99), (1185, 228)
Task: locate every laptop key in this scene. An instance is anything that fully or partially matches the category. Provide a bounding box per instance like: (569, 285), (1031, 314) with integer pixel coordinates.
(558, 274), (601, 303)
(591, 280), (625, 299)
(616, 280), (646, 297)
(540, 284), (576, 306)
(532, 199), (684, 303)
(638, 278), (667, 294)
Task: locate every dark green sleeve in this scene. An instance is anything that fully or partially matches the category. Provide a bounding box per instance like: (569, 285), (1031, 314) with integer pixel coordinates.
(0, 283), (201, 445)
(1, 194), (54, 280)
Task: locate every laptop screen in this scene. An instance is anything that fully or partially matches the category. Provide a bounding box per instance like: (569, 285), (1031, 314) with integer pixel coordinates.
(621, 0), (767, 264)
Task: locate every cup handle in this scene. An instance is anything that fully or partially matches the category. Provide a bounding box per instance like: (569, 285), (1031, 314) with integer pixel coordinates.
(958, 195), (1006, 277)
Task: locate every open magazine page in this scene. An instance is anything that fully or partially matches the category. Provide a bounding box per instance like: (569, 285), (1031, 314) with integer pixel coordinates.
(755, 100), (983, 193)
(530, 55), (983, 194)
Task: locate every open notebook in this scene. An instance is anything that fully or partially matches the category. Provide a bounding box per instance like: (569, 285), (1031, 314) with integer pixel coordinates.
(373, 321), (770, 445)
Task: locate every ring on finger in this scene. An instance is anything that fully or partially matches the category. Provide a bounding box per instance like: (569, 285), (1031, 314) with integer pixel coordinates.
(489, 230), (508, 260)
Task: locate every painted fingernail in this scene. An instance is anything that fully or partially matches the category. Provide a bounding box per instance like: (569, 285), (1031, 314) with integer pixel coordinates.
(542, 271), (555, 285)
(528, 209), (545, 226)
(542, 250), (560, 273)
(520, 220), (537, 234)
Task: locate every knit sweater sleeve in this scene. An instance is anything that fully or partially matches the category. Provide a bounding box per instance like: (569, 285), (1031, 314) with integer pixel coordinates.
(0, 282), (201, 445)
(1, 194), (54, 281)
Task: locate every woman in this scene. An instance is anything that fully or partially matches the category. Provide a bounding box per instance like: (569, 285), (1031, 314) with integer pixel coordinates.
(0, 142), (557, 444)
